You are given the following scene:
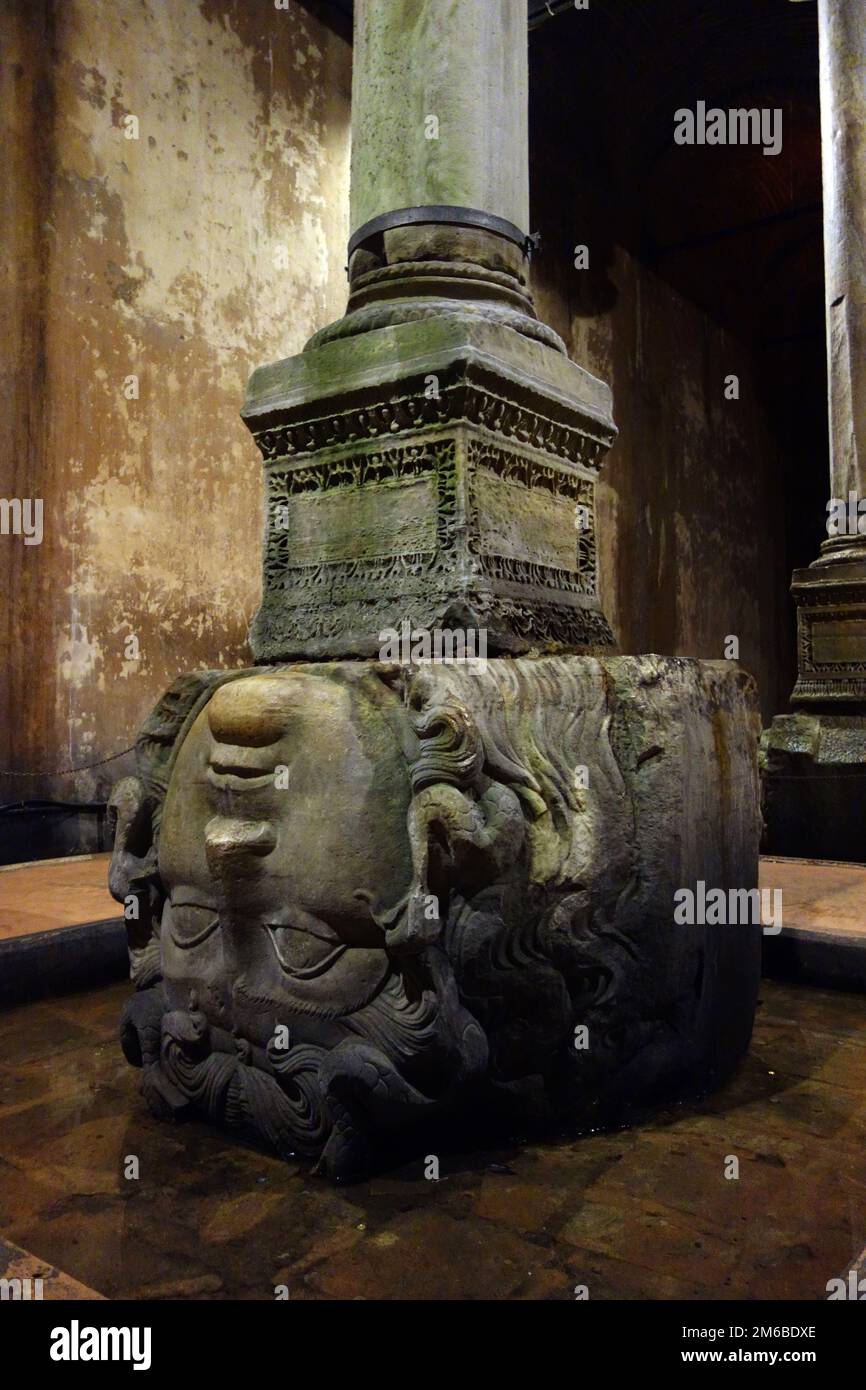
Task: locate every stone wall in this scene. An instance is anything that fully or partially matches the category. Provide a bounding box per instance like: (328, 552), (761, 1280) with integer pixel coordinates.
(0, 0), (351, 809)
(533, 252), (789, 724)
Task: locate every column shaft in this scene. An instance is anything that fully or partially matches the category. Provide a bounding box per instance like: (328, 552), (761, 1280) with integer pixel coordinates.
(816, 0), (866, 562)
(350, 0), (529, 238)
(345, 0), (533, 309)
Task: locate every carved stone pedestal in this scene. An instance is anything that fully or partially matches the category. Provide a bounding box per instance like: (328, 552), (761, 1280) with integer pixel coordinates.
(111, 655), (761, 1180)
(243, 313), (617, 661)
(761, 559), (866, 861)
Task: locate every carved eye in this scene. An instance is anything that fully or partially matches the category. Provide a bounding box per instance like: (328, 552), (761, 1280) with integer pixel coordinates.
(167, 902), (219, 949)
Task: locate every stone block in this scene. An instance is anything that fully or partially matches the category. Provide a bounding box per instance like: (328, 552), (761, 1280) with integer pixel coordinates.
(241, 315), (617, 660)
(111, 654), (761, 1179)
(761, 711), (866, 861)
(790, 559), (866, 705)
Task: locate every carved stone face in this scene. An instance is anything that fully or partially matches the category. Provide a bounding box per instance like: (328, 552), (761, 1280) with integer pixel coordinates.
(157, 669), (414, 1040)
(115, 655), (760, 1180)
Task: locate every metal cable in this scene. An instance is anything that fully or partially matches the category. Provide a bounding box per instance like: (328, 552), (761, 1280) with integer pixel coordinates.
(0, 746), (137, 777)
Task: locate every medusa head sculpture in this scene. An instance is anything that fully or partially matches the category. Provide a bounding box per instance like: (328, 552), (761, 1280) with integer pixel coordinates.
(111, 655), (760, 1179)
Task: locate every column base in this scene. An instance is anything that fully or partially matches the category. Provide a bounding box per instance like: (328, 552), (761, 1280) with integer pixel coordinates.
(760, 712), (866, 861)
(762, 550), (866, 861)
(242, 311), (616, 661)
(111, 654), (762, 1180)
(790, 558), (866, 704)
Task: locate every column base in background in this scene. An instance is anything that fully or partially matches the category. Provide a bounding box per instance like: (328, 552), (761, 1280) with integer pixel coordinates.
(760, 713), (866, 862)
(789, 556), (866, 706)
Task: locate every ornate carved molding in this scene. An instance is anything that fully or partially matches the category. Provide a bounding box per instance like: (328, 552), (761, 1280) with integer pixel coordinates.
(253, 426), (610, 658)
(263, 440), (458, 599)
(792, 574), (866, 701)
(250, 381), (611, 474)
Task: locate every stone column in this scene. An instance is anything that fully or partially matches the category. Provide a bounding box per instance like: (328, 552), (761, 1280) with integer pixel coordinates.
(338, 0), (554, 336)
(112, 0), (763, 1181)
(242, 0), (617, 661)
(762, 0), (866, 858)
(813, 0), (866, 563)
(350, 0), (528, 254)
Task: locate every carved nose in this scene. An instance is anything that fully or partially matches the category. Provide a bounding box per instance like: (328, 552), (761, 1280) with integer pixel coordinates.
(208, 676), (292, 748)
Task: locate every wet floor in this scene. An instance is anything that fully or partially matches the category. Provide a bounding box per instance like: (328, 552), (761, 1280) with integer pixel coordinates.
(0, 978), (864, 1299)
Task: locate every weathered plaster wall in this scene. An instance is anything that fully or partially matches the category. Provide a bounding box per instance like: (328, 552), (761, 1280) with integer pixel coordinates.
(1, 3), (53, 810)
(533, 247), (788, 726)
(0, 0), (351, 807)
